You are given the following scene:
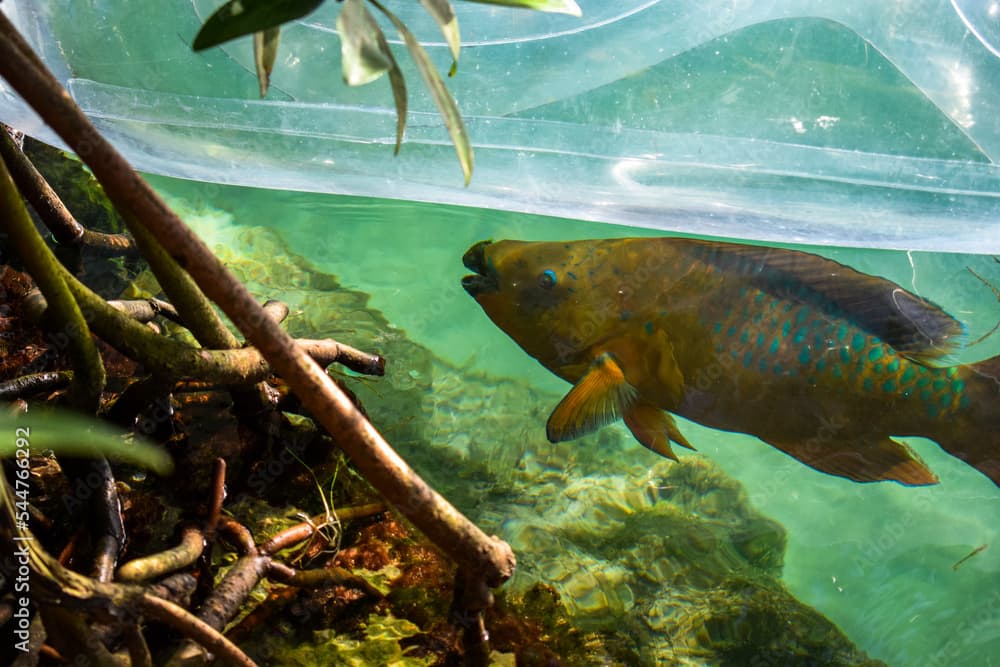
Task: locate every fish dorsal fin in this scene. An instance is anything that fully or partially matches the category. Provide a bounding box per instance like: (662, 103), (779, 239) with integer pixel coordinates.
(547, 352), (637, 442)
(680, 239), (964, 362)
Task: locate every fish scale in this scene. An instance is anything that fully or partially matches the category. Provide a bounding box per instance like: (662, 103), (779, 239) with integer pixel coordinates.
(707, 285), (965, 421)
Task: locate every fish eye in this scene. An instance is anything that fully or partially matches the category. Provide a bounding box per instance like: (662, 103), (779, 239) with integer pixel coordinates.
(538, 269), (557, 289)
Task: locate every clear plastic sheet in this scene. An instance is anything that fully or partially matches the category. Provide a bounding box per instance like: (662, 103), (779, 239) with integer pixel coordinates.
(1, 0), (999, 251)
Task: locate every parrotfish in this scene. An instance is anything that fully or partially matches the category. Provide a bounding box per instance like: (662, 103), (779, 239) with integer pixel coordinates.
(461, 237), (1000, 486)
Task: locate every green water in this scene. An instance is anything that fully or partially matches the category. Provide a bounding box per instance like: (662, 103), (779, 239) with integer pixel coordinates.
(34, 1), (1000, 661)
(148, 173), (999, 666)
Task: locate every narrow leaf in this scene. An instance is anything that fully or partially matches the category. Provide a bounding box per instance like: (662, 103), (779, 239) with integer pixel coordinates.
(193, 0), (325, 51)
(337, 0), (393, 86)
(371, 0), (473, 185)
(0, 411), (173, 474)
(419, 0), (461, 67)
(461, 0), (581, 16)
(254, 27), (281, 97)
(375, 31), (408, 154)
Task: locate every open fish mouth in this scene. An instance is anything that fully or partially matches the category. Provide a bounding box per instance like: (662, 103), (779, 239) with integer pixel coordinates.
(462, 240), (497, 296)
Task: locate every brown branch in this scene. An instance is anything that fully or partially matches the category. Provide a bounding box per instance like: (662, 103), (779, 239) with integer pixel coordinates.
(0, 370), (71, 400)
(33, 279), (386, 381)
(217, 516), (257, 556)
(0, 16), (515, 590)
(262, 299), (289, 324)
(90, 457), (126, 583)
(205, 458), (227, 543)
(163, 555), (270, 667)
(265, 560), (383, 598)
(108, 298), (182, 325)
(139, 593), (257, 667)
(116, 525), (205, 582)
(122, 624), (153, 667)
(258, 502), (386, 555)
(0, 124), (136, 254)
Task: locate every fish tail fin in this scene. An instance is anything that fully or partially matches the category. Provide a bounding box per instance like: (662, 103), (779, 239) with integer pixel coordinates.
(933, 357), (1000, 486)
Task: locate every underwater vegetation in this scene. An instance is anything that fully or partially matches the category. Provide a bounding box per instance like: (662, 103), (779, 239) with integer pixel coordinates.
(463, 237), (1000, 487)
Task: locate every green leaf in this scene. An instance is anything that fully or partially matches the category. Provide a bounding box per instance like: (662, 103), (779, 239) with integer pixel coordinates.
(460, 0), (581, 16)
(337, 0), (407, 153)
(0, 411), (173, 475)
(419, 0), (461, 67)
(254, 27), (282, 97)
(371, 0), (474, 185)
(193, 0), (325, 51)
(377, 31), (408, 155)
(337, 0), (393, 86)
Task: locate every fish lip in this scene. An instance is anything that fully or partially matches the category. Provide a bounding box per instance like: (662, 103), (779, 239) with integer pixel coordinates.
(462, 240), (497, 296)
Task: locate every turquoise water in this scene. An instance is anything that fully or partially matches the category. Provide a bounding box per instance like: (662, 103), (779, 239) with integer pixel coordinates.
(149, 174), (999, 665)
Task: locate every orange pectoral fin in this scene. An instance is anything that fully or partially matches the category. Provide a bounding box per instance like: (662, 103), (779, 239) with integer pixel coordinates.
(761, 436), (938, 486)
(623, 403), (695, 461)
(546, 352), (638, 442)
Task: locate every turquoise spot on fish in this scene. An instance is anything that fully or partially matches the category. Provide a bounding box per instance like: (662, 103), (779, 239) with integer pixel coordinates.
(798, 347), (811, 364)
(794, 307), (810, 326)
(541, 269), (557, 286)
(946, 367), (958, 378)
(836, 324), (848, 341)
(644, 321), (654, 335)
(753, 312), (763, 324)
(863, 378), (874, 392)
(743, 350), (753, 368)
(926, 403), (939, 419)
(885, 357), (900, 373)
(868, 346), (884, 362)
(852, 332), (866, 350)
(900, 367), (915, 384)
(756, 332), (765, 348)
(727, 325), (737, 337)
(740, 330), (749, 344)
(916, 375), (931, 388)
(781, 321), (791, 337)
(793, 328), (807, 345)
(952, 379), (965, 393)
(882, 379), (896, 393)
(939, 393), (952, 408)
(832, 365), (842, 378)
(770, 337), (780, 355)
(754, 292), (765, 304)
(933, 378), (948, 391)
(759, 357), (768, 372)
(713, 322), (722, 334)
(815, 358), (827, 372)
(839, 347), (851, 364)
(960, 394), (970, 409)
(774, 363), (784, 375)
(872, 363), (882, 375)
